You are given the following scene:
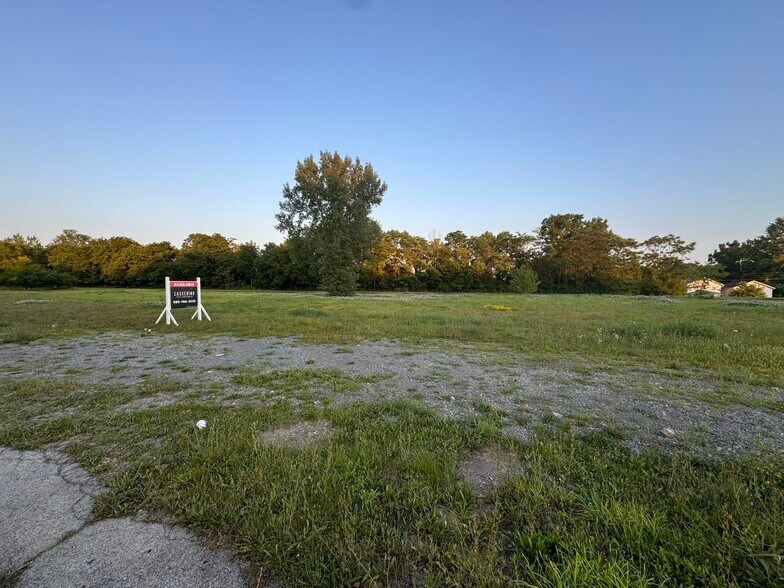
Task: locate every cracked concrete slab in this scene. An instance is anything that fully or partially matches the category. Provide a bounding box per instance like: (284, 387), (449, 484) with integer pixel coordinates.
(0, 447), (99, 574)
(15, 518), (249, 588)
(1, 447), (249, 587)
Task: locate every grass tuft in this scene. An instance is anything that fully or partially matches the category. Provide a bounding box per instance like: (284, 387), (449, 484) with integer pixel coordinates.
(660, 321), (719, 339)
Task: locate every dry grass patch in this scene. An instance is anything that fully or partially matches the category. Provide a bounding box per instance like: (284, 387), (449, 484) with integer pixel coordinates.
(258, 420), (332, 449)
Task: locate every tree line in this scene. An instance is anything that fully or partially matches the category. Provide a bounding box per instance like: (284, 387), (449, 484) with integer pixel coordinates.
(1, 152), (781, 295)
(2, 217), (770, 295)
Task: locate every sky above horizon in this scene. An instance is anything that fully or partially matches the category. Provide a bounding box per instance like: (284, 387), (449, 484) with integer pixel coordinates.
(1, 0), (782, 262)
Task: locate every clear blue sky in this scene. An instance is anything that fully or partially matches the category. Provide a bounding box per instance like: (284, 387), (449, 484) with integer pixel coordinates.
(2, 0), (782, 261)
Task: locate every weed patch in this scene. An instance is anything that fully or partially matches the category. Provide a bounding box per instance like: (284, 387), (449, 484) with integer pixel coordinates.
(661, 321), (719, 339)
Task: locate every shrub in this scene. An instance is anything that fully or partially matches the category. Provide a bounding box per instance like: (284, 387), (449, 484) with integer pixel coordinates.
(0, 264), (74, 288)
(729, 282), (765, 298)
(508, 267), (539, 294)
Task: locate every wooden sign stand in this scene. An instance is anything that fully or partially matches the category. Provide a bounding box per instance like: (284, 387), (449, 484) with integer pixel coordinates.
(155, 277), (211, 326)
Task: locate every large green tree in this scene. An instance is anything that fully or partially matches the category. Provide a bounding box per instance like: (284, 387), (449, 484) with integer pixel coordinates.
(46, 229), (93, 277)
(638, 234), (695, 295)
(0, 236), (32, 271)
(533, 214), (639, 293)
(181, 233), (237, 256)
(276, 152), (386, 295)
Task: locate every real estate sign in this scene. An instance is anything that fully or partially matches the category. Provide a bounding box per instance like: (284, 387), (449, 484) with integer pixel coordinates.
(169, 280), (198, 309)
(155, 277), (211, 326)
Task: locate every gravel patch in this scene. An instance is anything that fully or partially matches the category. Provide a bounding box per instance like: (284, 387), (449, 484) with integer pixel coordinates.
(1, 333), (783, 458)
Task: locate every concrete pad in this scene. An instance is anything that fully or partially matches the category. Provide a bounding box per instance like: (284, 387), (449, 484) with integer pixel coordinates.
(0, 447), (100, 574)
(2, 446), (248, 587)
(15, 518), (249, 588)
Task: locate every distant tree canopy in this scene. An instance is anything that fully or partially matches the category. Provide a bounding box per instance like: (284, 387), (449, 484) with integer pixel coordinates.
(0, 215), (706, 295)
(532, 215), (640, 293)
(709, 217), (784, 293)
(684, 262), (727, 281)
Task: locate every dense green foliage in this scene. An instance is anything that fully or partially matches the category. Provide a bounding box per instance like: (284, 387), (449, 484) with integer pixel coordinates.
(0, 216), (699, 295)
(275, 152), (386, 295)
(729, 282), (766, 298)
(2, 204), (781, 295)
(508, 267), (539, 293)
(710, 217), (784, 292)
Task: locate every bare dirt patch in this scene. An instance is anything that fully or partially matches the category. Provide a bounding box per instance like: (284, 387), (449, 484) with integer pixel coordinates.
(259, 420), (332, 449)
(458, 446), (523, 497)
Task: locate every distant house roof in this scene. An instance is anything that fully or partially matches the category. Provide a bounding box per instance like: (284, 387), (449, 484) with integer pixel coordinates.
(723, 280), (775, 290)
(686, 278), (723, 290)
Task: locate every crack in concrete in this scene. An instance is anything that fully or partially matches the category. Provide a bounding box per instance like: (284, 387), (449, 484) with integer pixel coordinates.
(0, 447), (98, 583)
(1, 446), (249, 587)
(3, 517), (103, 584)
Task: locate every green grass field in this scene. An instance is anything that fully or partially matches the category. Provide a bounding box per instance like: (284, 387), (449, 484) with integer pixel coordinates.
(1, 289), (783, 586)
(2, 288), (783, 385)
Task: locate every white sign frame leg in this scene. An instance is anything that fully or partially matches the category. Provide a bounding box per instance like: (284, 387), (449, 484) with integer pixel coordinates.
(191, 277), (211, 321)
(155, 276), (179, 326)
